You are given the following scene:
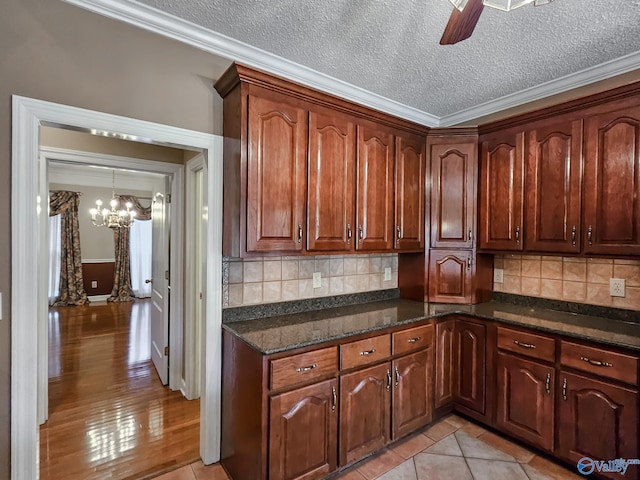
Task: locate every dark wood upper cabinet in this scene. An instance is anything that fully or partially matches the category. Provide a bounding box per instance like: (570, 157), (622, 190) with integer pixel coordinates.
(247, 93), (308, 253)
(557, 371), (638, 480)
(455, 319), (486, 415)
(428, 250), (472, 304)
(583, 104), (640, 255)
(307, 108), (356, 252)
(269, 379), (338, 480)
(429, 139), (477, 249)
(479, 132), (525, 251)
(339, 362), (390, 466)
(394, 133), (425, 251)
(525, 120), (583, 253)
(496, 352), (554, 452)
(356, 123), (395, 251)
(392, 350), (433, 440)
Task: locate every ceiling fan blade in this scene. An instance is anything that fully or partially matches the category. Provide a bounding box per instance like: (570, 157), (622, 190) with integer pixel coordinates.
(439, 0), (485, 45)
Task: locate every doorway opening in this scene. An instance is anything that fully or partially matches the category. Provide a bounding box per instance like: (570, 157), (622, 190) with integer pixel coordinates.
(11, 96), (223, 480)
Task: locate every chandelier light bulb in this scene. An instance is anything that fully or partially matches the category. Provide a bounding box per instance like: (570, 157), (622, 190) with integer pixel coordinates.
(110, 198), (118, 208)
(90, 208), (98, 216)
(95, 199), (103, 207)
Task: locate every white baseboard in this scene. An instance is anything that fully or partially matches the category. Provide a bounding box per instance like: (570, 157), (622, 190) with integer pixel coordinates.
(88, 294), (110, 302)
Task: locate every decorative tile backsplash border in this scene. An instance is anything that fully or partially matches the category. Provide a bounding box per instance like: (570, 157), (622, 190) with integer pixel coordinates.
(222, 254), (399, 308)
(494, 255), (640, 311)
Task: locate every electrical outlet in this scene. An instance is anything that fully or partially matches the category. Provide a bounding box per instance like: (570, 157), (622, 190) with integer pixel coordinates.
(312, 272), (322, 288)
(91, 281), (98, 288)
(494, 268), (504, 283)
(384, 267), (392, 281)
(610, 278), (626, 297)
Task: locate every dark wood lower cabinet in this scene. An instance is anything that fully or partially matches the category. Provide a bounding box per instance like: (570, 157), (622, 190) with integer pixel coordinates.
(435, 319), (455, 408)
(456, 319), (486, 415)
(339, 363), (390, 466)
(557, 371), (639, 480)
(496, 352), (554, 451)
(392, 350), (433, 439)
(269, 379), (338, 480)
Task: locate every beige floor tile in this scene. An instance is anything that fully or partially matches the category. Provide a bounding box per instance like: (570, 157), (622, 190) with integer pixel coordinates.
(524, 455), (582, 479)
(190, 461), (230, 480)
(423, 433), (463, 456)
(376, 459), (418, 480)
(356, 449), (405, 480)
(459, 422), (487, 438)
(477, 431), (536, 463)
(153, 465), (196, 480)
(335, 468), (367, 479)
(414, 453), (473, 480)
(423, 419), (458, 441)
(466, 458), (529, 479)
(391, 433), (435, 459)
(455, 430), (515, 462)
(443, 414), (468, 429)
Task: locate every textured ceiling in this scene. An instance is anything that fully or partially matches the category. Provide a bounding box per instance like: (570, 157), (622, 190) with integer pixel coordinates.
(126, 0), (640, 119)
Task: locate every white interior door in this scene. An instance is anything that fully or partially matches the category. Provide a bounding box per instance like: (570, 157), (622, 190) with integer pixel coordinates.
(150, 178), (170, 385)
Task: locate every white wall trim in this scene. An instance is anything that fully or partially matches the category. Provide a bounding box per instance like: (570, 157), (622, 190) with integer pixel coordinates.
(87, 294), (111, 302)
(11, 95), (223, 479)
(62, 0), (640, 127)
(81, 258), (116, 263)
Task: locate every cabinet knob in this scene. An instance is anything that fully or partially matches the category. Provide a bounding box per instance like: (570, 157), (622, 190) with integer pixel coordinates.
(571, 225), (577, 247)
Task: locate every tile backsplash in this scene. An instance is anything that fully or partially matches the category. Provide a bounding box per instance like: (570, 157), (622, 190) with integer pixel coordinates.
(494, 255), (640, 311)
(222, 254), (398, 308)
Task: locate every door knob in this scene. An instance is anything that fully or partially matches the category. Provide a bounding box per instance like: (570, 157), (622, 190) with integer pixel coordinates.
(145, 279), (153, 284)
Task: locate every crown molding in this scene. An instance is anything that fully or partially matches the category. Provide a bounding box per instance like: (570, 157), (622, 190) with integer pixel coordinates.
(63, 0), (640, 128)
(438, 50), (640, 126)
(61, 0), (440, 127)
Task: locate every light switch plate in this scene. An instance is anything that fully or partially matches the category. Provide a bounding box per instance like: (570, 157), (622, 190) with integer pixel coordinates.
(384, 267), (392, 281)
(91, 281), (98, 288)
(313, 272), (322, 288)
(610, 278), (626, 297)
(494, 268), (504, 283)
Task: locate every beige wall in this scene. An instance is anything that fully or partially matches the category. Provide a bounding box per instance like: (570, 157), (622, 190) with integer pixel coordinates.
(0, 0), (228, 477)
(223, 254), (399, 308)
(494, 255), (640, 311)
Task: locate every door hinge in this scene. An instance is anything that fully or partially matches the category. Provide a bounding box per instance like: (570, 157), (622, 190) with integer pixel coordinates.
(166, 193), (172, 204)
(164, 346), (169, 356)
(165, 270), (170, 282)
(199, 292), (203, 300)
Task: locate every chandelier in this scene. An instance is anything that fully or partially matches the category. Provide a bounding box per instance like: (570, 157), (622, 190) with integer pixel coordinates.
(89, 170), (136, 228)
(449, 0), (552, 12)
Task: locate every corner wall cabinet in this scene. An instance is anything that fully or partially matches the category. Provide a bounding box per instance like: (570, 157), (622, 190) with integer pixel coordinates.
(215, 63), (427, 257)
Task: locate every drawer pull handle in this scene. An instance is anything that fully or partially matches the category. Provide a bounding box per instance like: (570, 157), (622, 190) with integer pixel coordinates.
(514, 340), (536, 349)
(297, 224), (303, 244)
(562, 378), (567, 401)
(407, 336), (422, 343)
(395, 366), (400, 388)
(347, 224), (352, 244)
(296, 363), (317, 372)
(331, 386), (337, 412)
(360, 349), (376, 356)
(468, 229), (472, 242)
(580, 356), (612, 368)
(545, 373), (551, 395)
(358, 225), (364, 241)
(386, 369), (391, 390)
(587, 225), (593, 246)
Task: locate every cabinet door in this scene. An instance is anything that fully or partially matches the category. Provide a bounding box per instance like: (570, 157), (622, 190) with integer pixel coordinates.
(392, 349), (433, 440)
(496, 352), (554, 451)
(270, 379), (338, 480)
(455, 320), (486, 414)
(307, 108), (356, 252)
(583, 105), (640, 255)
(340, 363), (390, 465)
(394, 133), (426, 251)
(356, 124), (394, 251)
(428, 250), (472, 304)
(435, 319), (455, 408)
(525, 120), (583, 253)
(558, 371), (638, 480)
(479, 132), (525, 251)
(430, 141), (477, 249)
(247, 94), (307, 253)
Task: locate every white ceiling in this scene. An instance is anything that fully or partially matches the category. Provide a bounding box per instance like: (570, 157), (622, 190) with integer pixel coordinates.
(64, 0), (640, 126)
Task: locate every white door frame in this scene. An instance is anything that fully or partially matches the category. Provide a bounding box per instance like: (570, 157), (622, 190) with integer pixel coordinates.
(11, 95), (223, 479)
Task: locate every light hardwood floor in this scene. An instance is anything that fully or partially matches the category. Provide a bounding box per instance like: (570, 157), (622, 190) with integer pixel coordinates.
(41, 300), (200, 480)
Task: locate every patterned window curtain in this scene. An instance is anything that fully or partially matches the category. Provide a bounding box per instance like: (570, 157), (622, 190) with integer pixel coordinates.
(49, 191), (89, 306)
(108, 195), (152, 303)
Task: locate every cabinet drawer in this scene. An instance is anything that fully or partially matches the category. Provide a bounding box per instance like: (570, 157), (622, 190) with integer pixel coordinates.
(393, 324), (434, 356)
(561, 341), (638, 385)
(270, 347), (338, 391)
(497, 326), (555, 362)
(341, 334), (391, 370)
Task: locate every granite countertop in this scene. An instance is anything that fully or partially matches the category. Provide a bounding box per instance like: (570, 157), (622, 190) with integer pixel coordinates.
(223, 298), (640, 355)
